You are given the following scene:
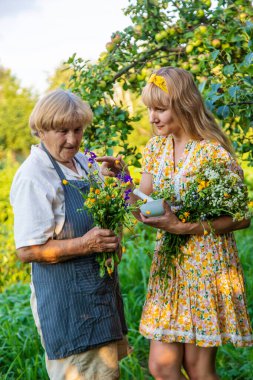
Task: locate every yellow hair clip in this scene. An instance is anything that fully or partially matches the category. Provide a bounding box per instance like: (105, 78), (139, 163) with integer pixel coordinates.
(148, 73), (168, 93)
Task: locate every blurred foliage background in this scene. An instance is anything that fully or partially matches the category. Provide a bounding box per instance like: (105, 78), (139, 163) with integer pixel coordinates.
(0, 0), (253, 378)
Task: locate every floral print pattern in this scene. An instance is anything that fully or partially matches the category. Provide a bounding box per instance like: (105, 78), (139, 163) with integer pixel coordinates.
(139, 135), (253, 347)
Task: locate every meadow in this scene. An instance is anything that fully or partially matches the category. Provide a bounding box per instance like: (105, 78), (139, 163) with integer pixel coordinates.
(0, 223), (252, 380)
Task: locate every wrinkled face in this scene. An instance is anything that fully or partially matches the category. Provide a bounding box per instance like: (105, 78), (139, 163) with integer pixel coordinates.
(39, 124), (84, 163)
(148, 107), (180, 136)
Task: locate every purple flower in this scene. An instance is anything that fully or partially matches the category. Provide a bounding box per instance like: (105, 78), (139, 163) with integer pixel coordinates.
(84, 149), (97, 164)
(123, 188), (132, 201)
(116, 172), (133, 183)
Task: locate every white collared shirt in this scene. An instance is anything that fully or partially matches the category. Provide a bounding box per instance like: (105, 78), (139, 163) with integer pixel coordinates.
(10, 145), (91, 249)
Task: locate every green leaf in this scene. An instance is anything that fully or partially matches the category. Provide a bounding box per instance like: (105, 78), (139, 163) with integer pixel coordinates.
(228, 86), (240, 98)
(245, 21), (253, 36)
(216, 105), (230, 119)
(198, 80), (207, 93)
(210, 50), (219, 61)
(242, 76), (253, 87)
(209, 94), (224, 103)
(94, 105), (104, 116)
(223, 64), (234, 76)
(226, 53), (231, 63)
(243, 52), (253, 67)
(210, 83), (222, 94)
(122, 82), (128, 91)
(106, 147), (114, 156)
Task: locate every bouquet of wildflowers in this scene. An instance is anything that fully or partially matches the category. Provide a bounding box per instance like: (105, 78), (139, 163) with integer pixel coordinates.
(76, 150), (138, 277)
(152, 159), (252, 269)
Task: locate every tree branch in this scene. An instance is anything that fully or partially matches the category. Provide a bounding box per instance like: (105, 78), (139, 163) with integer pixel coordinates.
(112, 46), (184, 81)
(228, 101), (253, 106)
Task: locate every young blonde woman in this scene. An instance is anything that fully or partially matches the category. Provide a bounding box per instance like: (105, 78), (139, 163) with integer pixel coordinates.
(97, 67), (252, 380)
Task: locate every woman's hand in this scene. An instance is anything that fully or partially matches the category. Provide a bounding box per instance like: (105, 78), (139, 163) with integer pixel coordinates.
(96, 155), (129, 178)
(81, 227), (120, 253)
(17, 227), (120, 264)
(140, 201), (185, 234)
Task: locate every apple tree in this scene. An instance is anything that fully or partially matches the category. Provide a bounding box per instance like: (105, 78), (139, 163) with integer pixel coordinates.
(67, 0), (253, 165)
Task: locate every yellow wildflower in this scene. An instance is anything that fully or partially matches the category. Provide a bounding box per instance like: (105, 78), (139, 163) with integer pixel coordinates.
(115, 160), (120, 165)
(184, 212), (190, 217)
(88, 163), (92, 168)
(62, 179), (68, 185)
(95, 189), (100, 195)
(197, 181), (209, 192)
(182, 218), (186, 223)
(90, 187), (94, 192)
(224, 193), (230, 198)
(146, 210), (151, 215)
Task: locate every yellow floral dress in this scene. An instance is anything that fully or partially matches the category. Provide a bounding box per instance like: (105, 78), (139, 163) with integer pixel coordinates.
(139, 135), (253, 347)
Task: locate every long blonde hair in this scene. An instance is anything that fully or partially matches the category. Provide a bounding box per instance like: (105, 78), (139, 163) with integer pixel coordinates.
(142, 67), (235, 156)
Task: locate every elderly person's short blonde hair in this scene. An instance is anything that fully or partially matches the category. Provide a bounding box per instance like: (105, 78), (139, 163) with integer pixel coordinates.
(30, 89), (93, 136)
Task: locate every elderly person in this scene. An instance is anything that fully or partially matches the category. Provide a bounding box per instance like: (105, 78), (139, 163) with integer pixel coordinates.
(10, 89), (128, 380)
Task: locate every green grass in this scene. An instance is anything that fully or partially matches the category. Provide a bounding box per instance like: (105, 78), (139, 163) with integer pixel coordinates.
(119, 225), (155, 379)
(216, 225), (253, 380)
(0, 224), (252, 379)
(0, 284), (47, 380)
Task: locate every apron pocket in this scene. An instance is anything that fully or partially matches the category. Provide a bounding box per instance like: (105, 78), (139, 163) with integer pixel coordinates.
(73, 258), (116, 294)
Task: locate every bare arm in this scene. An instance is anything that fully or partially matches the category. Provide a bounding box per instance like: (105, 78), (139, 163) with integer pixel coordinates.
(17, 227), (119, 264)
(140, 201), (251, 235)
(183, 215), (251, 235)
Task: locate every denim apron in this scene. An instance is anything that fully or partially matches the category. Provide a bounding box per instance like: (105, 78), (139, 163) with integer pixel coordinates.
(32, 145), (127, 360)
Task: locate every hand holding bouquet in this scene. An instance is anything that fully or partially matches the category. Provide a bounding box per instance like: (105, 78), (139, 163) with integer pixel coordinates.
(152, 159), (252, 268)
